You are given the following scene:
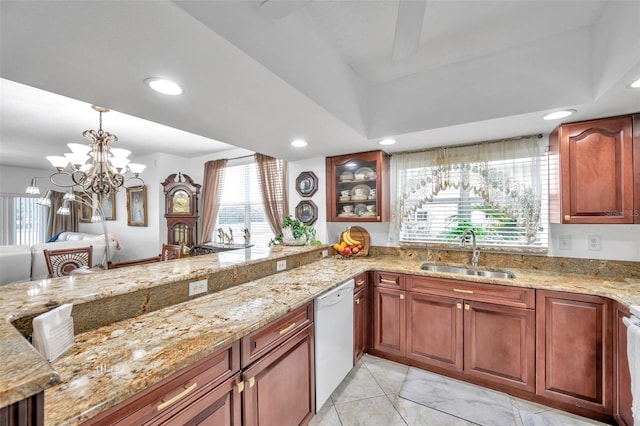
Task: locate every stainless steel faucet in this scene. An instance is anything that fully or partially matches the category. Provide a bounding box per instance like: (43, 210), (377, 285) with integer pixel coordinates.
(460, 228), (480, 268)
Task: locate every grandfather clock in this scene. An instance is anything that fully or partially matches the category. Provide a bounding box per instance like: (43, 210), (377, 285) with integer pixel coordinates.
(162, 173), (201, 247)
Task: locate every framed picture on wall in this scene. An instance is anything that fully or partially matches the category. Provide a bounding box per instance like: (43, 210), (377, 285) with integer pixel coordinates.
(100, 192), (116, 221)
(77, 192), (93, 223)
(296, 171), (318, 197)
(295, 200), (318, 226)
(127, 186), (147, 226)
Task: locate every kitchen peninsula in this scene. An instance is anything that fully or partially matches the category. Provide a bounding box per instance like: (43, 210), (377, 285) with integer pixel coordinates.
(1, 246), (638, 425)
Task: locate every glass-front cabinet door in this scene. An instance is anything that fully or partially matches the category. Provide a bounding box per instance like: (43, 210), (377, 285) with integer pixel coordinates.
(326, 150), (390, 222)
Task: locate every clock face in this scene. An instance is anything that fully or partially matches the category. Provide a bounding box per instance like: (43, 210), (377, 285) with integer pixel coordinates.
(172, 190), (190, 213)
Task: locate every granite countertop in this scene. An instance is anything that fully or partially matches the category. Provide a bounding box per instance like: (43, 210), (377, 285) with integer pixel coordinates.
(1, 249), (638, 425)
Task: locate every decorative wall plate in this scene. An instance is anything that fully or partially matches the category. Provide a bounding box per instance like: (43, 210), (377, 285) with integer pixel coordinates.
(295, 200), (318, 225)
(296, 171), (318, 197)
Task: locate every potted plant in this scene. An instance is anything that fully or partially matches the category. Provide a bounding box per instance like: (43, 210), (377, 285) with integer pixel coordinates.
(271, 215), (321, 246)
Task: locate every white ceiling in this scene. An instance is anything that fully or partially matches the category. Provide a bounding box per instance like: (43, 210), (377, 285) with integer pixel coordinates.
(1, 0), (639, 171)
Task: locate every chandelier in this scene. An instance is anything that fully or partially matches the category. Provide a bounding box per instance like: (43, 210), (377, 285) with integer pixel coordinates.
(46, 105), (145, 194)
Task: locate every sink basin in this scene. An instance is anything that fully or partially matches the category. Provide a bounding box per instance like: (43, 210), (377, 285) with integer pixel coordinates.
(420, 263), (516, 279)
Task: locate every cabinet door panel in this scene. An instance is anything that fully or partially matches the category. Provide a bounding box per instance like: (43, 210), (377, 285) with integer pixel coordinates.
(372, 287), (405, 357)
(242, 325), (315, 426)
(354, 284), (368, 364)
(536, 291), (612, 414)
(464, 301), (535, 392)
(557, 116), (634, 223)
(614, 304), (633, 425)
(406, 292), (462, 372)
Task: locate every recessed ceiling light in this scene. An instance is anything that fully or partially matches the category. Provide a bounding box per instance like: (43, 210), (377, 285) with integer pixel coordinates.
(145, 78), (183, 95)
(379, 138), (396, 146)
(543, 110), (576, 120)
(291, 139), (307, 147)
(629, 77), (640, 89)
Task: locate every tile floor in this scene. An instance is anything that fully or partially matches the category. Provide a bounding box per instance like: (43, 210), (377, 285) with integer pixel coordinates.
(310, 354), (610, 426)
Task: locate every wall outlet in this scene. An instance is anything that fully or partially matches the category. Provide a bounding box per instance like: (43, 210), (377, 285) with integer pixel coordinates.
(276, 260), (286, 272)
(322, 249), (328, 258)
(558, 235), (571, 250)
(189, 279), (207, 296)
(587, 235), (601, 251)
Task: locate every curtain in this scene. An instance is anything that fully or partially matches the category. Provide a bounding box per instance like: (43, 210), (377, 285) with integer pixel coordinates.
(391, 135), (543, 245)
(47, 190), (78, 239)
(200, 159), (228, 243)
(255, 153), (289, 235)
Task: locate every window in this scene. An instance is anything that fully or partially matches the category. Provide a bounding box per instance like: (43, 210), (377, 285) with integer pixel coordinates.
(214, 162), (274, 248)
(392, 136), (548, 250)
(0, 195), (48, 245)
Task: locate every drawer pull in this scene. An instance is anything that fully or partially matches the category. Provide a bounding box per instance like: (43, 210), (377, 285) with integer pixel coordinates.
(237, 381), (245, 393)
(380, 278), (397, 285)
(278, 322), (296, 335)
(356, 280), (365, 286)
(456, 303), (462, 310)
(453, 288), (474, 294)
(157, 382), (197, 411)
(400, 294), (405, 300)
(465, 303), (470, 311)
(248, 377), (256, 388)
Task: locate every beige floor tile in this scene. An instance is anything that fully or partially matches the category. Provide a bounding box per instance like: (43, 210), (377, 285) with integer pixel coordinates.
(388, 393), (475, 426)
(331, 361), (385, 404)
(365, 358), (409, 395)
(334, 395), (407, 426)
(309, 399), (342, 426)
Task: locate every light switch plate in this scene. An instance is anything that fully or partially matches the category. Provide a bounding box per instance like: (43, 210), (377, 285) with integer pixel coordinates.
(276, 260), (286, 272)
(189, 279), (207, 296)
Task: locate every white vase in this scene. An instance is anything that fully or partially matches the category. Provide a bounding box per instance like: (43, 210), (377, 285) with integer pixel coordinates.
(281, 228), (307, 245)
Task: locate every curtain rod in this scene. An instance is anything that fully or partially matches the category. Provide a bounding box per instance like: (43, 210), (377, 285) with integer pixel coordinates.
(390, 133), (543, 157)
(226, 154), (255, 161)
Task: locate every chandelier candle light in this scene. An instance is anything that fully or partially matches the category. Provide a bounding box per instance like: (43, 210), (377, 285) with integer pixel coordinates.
(46, 105), (145, 195)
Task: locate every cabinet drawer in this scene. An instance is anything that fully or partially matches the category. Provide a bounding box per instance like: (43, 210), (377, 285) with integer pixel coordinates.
(373, 271), (405, 289)
(86, 341), (240, 425)
(409, 276), (534, 309)
(241, 302), (313, 368)
(354, 272), (368, 289)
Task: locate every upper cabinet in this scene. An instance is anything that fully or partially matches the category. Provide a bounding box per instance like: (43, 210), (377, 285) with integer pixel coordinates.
(549, 114), (639, 224)
(326, 150), (390, 222)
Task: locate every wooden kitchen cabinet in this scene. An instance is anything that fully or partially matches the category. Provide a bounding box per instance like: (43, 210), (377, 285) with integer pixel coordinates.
(406, 291), (463, 372)
(406, 276), (535, 392)
(0, 391), (43, 426)
(242, 324), (315, 426)
(464, 300), (535, 392)
(536, 290), (613, 418)
(326, 150), (390, 222)
(84, 341), (241, 425)
(353, 272), (369, 364)
(372, 282), (406, 359)
(549, 115), (636, 224)
(614, 303), (633, 426)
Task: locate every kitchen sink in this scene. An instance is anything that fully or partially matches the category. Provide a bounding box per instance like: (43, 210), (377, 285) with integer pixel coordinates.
(420, 262), (516, 279)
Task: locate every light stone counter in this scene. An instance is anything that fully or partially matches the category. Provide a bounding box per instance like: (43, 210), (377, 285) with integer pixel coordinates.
(1, 247), (638, 425)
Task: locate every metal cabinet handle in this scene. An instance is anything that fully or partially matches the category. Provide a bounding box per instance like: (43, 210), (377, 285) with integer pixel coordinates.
(380, 278), (397, 285)
(456, 303), (462, 310)
(157, 383), (197, 411)
(400, 294), (405, 300)
(278, 322), (296, 335)
(356, 280), (365, 286)
(465, 303), (470, 311)
(355, 298), (360, 304)
(453, 288), (473, 294)
(248, 377), (256, 388)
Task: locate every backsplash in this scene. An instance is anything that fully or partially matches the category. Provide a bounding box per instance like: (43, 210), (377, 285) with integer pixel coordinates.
(370, 246), (640, 279)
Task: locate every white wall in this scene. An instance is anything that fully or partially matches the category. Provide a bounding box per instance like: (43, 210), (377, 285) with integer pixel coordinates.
(0, 166), (57, 195)
(287, 157), (328, 244)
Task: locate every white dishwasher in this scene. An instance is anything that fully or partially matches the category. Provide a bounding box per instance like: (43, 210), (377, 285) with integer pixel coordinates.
(314, 279), (355, 412)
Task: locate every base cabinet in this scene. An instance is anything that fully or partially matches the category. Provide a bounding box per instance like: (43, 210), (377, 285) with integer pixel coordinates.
(353, 272), (369, 364)
(464, 300), (535, 392)
(242, 325), (315, 426)
(536, 290), (612, 417)
(614, 303), (633, 426)
(0, 392), (43, 426)
(372, 286), (406, 358)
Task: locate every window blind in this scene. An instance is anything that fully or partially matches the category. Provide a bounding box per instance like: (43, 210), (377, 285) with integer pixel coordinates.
(214, 162), (274, 248)
(392, 136), (548, 250)
(0, 195), (48, 245)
